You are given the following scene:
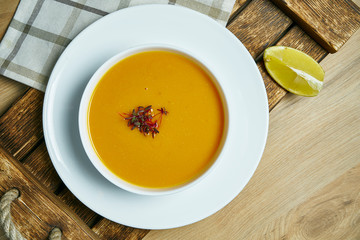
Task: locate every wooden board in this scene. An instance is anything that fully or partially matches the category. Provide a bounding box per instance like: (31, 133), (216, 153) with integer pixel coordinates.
(270, 0), (360, 53)
(0, 89), (44, 160)
(228, 0), (292, 58)
(0, 146), (99, 240)
(21, 141), (62, 192)
(0, 0), (359, 239)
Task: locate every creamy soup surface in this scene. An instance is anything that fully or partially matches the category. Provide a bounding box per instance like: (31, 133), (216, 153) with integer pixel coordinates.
(88, 50), (225, 188)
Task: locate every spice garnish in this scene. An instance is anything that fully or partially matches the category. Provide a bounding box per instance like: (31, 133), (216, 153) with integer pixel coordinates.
(120, 105), (168, 138)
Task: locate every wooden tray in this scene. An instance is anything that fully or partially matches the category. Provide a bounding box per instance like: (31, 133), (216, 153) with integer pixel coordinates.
(0, 0), (359, 239)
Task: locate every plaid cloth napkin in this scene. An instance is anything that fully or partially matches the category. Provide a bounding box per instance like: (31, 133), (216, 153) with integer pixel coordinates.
(0, 0), (235, 91)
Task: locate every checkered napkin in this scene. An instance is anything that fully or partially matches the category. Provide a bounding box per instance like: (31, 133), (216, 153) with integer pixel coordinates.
(0, 0), (235, 91)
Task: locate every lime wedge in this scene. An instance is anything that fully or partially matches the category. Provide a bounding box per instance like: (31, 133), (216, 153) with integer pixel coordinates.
(263, 46), (325, 97)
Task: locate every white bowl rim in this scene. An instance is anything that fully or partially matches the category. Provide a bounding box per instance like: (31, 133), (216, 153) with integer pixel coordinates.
(78, 43), (229, 196)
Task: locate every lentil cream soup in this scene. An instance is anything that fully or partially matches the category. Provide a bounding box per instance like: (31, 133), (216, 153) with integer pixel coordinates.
(88, 50), (225, 189)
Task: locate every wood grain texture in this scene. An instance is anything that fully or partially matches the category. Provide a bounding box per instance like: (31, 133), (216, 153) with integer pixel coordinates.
(92, 219), (149, 240)
(143, 28), (360, 240)
(0, 87), (100, 228)
(21, 141), (62, 192)
(259, 164), (360, 239)
(259, 25), (328, 110)
(0, 77), (28, 116)
(0, 146), (100, 240)
(227, 0), (292, 58)
(0, 88), (43, 160)
(12, 131), (100, 227)
(57, 189), (99, 227)
(270, 0), (360, 53)
(229, 0), (249, 19)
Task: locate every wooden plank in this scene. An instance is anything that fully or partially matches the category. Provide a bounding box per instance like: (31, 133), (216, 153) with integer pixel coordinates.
(0, 145), (100, 240)
(270, 0), (360, 53)
(14, 126), (145, 237)
(21, 141), (62, 192)
(258, 163), (360, 239)
(0, 77), (28, 116)
(227, 0), (293, 58)
(273, 26), (328, 59)
(18, 139), (100, 227)
(258, 25), (328, 110)
(257, 62), (286, 111)
(92, 219), (149, 240)
(0, 89), (101, 227)
(0, 88), (44, 160)
(57, 189), (99, 227)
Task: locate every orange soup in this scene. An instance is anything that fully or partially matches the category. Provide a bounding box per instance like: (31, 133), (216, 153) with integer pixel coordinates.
(88, 50), (225, 188)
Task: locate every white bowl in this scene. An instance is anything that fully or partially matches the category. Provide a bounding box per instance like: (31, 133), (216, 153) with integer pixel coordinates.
(79, 44), (229, 195)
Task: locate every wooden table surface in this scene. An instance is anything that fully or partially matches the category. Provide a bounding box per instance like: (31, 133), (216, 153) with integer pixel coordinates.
(0, 1), (359, 239)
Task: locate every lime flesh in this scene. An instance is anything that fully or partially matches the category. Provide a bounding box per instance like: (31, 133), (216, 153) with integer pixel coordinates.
(264, 46), (325, 97)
